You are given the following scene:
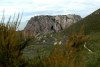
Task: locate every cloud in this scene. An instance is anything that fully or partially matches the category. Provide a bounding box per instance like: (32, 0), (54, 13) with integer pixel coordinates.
(0, 0), (100, 30)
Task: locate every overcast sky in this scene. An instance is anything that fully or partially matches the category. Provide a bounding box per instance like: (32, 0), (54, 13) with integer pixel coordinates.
(0, 0), (100, 30)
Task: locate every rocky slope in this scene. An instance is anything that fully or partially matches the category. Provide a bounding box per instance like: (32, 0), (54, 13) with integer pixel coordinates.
(24, 14), (81, 36)
(22, 9), (100, 66)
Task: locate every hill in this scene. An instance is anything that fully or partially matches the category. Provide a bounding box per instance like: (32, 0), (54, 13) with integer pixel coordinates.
(22, 8), (100, 66)
(24, 15), (81, 36)
(66, 8), (100, 34)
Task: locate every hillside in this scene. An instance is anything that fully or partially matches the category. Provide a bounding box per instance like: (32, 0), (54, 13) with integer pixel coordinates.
(64, 8), (100, 67)
(61, 8), (100, 66)
(22, 8), (100, 66)
(66, 8), (100, 34)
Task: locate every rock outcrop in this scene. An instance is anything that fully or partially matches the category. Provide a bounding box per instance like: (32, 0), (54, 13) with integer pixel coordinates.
(24, 14), (81, 36)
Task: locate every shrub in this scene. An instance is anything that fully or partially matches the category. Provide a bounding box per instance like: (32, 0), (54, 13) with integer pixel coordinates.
(0, 14), (27, 67)
(41, 26), (89, 67)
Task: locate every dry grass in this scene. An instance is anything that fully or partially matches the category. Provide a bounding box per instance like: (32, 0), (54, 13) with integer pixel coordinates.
(0, 14), (28, 67)
(41, 26), (89, 67)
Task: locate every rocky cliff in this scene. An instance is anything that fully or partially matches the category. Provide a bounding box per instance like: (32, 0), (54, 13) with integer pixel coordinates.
(24, 14), (81, 36)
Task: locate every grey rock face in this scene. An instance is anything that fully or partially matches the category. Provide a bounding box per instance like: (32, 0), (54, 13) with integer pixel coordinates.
(24, 15), (81, 36)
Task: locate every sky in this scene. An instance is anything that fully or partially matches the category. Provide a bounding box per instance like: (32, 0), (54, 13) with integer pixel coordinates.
(0, 0), (100, 30)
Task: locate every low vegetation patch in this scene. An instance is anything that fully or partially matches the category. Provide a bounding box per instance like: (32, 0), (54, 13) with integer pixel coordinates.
(0, 14), (28, 67)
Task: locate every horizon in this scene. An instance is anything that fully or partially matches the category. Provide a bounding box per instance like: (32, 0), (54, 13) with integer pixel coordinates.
(0, 0), (100, 30)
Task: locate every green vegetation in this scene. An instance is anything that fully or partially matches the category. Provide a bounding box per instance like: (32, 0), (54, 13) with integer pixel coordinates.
(0, 14), (29, 67)
(23, 8), (100, 67)
(65, 9), (100, 66)
(0, 9), (100, 67)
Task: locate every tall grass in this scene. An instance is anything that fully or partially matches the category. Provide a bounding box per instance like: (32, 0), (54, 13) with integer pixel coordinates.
(32, 26), (90, 67)
(0, 14), (28, 67)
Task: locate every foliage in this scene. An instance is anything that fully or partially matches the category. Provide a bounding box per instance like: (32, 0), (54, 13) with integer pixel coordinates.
(26, 25), (89, 67)
(0, 14), (27, 67)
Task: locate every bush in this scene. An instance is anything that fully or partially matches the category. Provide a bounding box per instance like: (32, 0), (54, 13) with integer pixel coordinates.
(0, 14), (27, 67)
(39, 26), (90, 67)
